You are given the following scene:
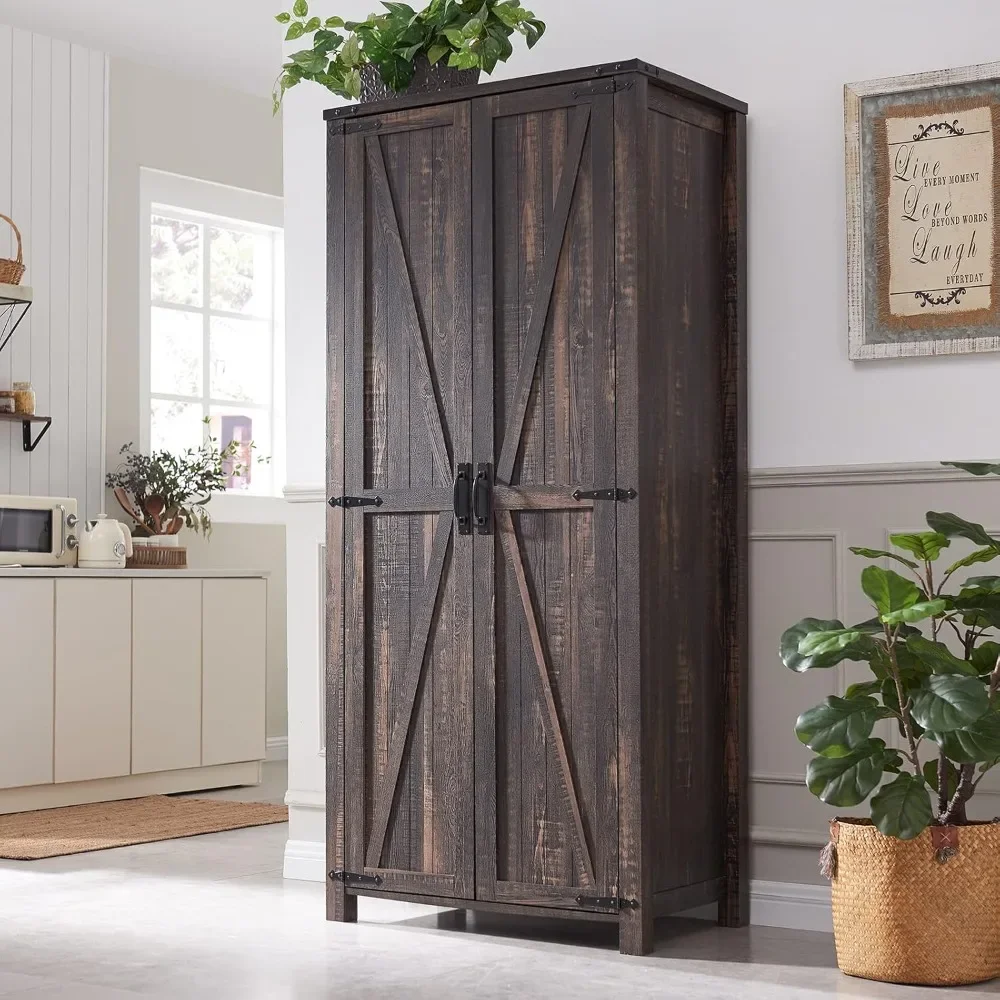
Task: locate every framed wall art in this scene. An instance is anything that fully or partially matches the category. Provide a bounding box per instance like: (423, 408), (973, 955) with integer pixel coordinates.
(846, 61), (1000, 360)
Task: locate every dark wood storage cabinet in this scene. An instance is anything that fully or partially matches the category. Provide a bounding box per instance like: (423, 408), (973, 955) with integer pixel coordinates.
(324, 61), (747, 956)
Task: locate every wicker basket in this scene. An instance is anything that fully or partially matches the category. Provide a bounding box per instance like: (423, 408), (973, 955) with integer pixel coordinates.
(126, 544), (187, 570)
(0, 214), (25, 285)
(828, 817), (1000, 986)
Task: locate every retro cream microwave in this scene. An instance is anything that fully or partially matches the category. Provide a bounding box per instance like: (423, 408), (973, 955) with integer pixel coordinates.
(0, 495), (79, 567)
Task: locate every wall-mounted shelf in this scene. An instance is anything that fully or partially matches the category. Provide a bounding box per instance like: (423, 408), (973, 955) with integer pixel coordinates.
(0, 412), (52, 452)
(0, 283), (32, 355)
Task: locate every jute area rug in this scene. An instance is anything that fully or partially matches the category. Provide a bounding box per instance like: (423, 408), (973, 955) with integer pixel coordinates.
(0, 796), (288, 860)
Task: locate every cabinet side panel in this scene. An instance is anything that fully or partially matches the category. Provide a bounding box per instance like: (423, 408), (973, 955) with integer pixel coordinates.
(0, 580), (54, 789)
(640, 104), (726, 894)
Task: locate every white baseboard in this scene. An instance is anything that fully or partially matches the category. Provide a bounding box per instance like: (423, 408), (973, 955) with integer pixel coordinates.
(276, 842), (834, 933)
(266, 736), (288, 762)
(283, 838), (326, 881)
(750, 879), (832, 932)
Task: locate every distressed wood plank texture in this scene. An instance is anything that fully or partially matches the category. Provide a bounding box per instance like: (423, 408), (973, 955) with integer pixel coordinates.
(326, 63), (747, 955)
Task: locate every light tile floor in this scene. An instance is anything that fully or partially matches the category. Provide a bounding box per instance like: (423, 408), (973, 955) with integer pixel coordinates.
(1, 763), (998, 998)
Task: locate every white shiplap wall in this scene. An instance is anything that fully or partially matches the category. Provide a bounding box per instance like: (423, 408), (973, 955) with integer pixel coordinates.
(0, 27), (107, 518)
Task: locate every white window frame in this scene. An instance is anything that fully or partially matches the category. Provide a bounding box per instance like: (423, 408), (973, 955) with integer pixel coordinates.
(138, 168), (286, 514)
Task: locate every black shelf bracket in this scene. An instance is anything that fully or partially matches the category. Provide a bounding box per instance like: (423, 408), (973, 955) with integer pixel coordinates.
(22, 416), (52, 453)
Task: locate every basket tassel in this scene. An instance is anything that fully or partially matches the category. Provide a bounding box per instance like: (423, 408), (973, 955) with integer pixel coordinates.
(819, 819), (840, 880)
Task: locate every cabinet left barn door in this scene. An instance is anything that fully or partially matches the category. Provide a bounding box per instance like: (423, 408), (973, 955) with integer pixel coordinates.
(331, 101), (475, 901)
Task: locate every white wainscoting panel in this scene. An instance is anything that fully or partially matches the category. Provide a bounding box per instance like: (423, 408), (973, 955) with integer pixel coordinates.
(0, 27), (107, 517)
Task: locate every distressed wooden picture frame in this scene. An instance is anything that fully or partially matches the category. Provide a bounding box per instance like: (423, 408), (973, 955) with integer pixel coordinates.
(846, 60), (1000, 360)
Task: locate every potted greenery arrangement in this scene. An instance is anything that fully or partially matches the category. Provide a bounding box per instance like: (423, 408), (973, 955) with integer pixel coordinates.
(106, 431), (261, 565)
(272, 0), (545, 110)
(781, 462), (1000, 986)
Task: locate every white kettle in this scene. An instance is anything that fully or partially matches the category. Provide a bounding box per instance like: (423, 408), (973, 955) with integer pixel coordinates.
(77, 514), (133, 569)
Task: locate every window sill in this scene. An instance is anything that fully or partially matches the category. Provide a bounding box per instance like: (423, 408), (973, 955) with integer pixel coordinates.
(207, 492), (288, 526)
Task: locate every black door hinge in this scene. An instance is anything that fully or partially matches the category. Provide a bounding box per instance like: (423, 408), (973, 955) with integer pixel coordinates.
(572, 488), (637, 503)
(330, 869), (384, 888)
(575, 894), (639, 912)
(571, 77), (635, 100)
(328, 495), (384, 509)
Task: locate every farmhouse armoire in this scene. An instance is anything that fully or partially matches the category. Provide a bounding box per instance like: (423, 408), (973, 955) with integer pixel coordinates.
(323, 60), (748, 956)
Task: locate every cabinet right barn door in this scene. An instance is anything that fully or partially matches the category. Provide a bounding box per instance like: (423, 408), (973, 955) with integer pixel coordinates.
(471, 86), (619, 910)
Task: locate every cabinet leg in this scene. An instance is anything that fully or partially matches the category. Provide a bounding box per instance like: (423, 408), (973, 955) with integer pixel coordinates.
(618, 905), (654, 956)
(327, 883), (358, 923)
(436, 908), (467, 931)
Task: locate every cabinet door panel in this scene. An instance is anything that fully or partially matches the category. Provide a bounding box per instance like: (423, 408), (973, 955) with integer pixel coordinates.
(0, 580), (54, 789)
(55, 579), (131, 783)
(338, 102), (475, 899)
(202, 578), (266, 766)
(473, 91), (619, 905)
(132, 579), (202, 774)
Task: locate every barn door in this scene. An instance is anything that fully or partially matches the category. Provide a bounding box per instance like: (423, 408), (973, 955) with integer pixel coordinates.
(340, 102), (475, 899)
(472, 89), (619, 910)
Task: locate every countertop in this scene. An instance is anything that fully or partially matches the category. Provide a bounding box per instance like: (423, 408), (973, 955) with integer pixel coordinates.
(0, 567), (269, 579)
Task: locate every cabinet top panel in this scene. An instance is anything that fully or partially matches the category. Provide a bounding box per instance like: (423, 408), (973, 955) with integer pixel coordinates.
(322, 59), (747, 122)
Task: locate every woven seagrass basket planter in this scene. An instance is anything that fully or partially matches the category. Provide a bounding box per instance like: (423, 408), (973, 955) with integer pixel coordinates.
(829, 818), (1000, 986)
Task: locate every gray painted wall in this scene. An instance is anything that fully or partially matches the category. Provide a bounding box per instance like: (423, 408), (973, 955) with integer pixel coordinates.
(750, 464), (1000, 884)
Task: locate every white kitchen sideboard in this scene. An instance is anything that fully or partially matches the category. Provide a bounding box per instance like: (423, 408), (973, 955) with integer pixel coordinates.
(0, 569), (267, 814)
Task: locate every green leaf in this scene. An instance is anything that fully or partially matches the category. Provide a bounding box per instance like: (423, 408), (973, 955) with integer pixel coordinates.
(926, 712), (1000, 763)
(861, 566), (923, 618)
(344, 67), (362, 99)
(780, 618), (875, 672)
(443, 27), (466, 46)
(448, 48), (480, 69)
(971, 641), (1000, 675)
(313, 29), (344, 52)
(965, 575), (1000, 595)
(462, 16), (484, 37)
(798, 629), (867, 658)
(882, 599), (947, 625)
(849, 546), (919, 571)
(275, 12), (292, 23)
(806, 739), (889, 807)
(340, 35), (362, 67)
(910, 674), (989, 732)
(292, 0), (308, 15)
(845, 680), (882, 699)
(493, 2), (525, 27)
(922, 758), (958, 797)
(427, 42), (450, 64)
(943, 461), (1000, 477)
(905, 634), (979, 676)
(285, 22), (306, 40)
(304, 16), (321, 31)
(889, 531), (950, 561)
(945, 547), (1000, 576)
(795, 696), (881, 757)
(870, 773), (933, 840)
(325, 16), (346, 27)
(926, 511), (1000, 551)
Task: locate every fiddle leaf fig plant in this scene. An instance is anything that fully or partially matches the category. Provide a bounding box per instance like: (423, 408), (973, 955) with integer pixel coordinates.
(781, 463), (1000, 840)
(272, 0), (546, 111)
